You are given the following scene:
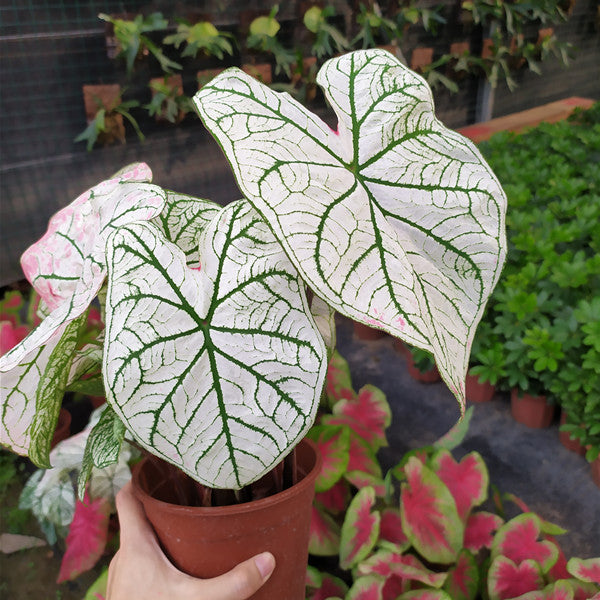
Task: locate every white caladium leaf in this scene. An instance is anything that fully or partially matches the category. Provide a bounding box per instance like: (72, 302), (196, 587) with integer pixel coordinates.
(195, 49), (507, 406)
(152, 190), (220, 267)
(311, 295), (336, 359)
(104, 200), (327, 489)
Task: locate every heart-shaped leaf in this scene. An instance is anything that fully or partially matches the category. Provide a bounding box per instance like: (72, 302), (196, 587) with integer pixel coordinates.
(323, 384), (391, 450)
(378, 508), (410, 551)
(491, 513), (559, 573)
(463, 511), (504, 552)
(348, 433), (382, 477)
(195, 49), (507, 409)
(340, 486), (380, 569)
(400, 456), (463, 564)
(314, 479), (351, 514)
(104, 200), (327, 489)
(430, 449), (489, 520)
(326, 350), (356, 407)
(488, 556), (544, 600)
(513, 580), (576, 600)
(306, 568), (349, 600)
(567, 557), (600, 585)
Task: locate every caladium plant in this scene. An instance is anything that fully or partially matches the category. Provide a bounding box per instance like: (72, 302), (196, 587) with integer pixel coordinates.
(1, 49), (506, 495)
(305, 354), (600, 600)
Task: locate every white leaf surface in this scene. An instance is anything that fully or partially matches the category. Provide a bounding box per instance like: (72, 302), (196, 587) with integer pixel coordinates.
(104, 200), (327, 488)
(195, 49), (507, 406)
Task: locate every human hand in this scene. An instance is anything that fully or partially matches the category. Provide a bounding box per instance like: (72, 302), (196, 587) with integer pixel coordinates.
(107, 481), (276, 600)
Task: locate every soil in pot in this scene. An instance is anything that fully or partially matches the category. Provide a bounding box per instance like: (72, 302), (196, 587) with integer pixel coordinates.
(133, 438), (321, 600)
(465, 373), (495, 403)
(510, 389), (555, 428)
(558, 411), (586, 456)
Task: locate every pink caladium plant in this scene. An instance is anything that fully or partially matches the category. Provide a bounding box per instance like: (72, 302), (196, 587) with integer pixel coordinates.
(306, 354), (600, 600)
(3, 49), (506, 494)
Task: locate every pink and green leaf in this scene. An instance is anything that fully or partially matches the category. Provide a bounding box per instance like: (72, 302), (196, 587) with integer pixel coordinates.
(324, 385), (391, 450)
(547, 537), (569, 581)
(400, 456), (463, 564)
(567, 557), (600, 585)
(464, 511), (504, 552)
(491, 513), (559, 573)
(326, 350), (356, 407)
(513, 580), (575, 600)
(504, 493), (567, 536)
(397, 591), (452, 600)
(308, 424), (350, 492)
(83, 567), (108, 600)
(430, 450), (488, 520)
(315, 479), (351, 514)
(382, 575), (409, 600)
(346, 576), (385, 600)
(433, 407), (474, 451)
(488, 556), (544, 600)
(378, 508), (410, 551)
(0, 291), (25, 326)
(306, 565), (323, 589)
(57, 493), (110, 583)
(357, 550), (447, 588)
(345, 471), (387, 497)
(348, 433), (383, 477)
(340, 486), (380, 569)
(0, 321), (30, 355)
(307, 569), (349, 600)
(309, 504), (341, 556)
(443, 549), (479, 600)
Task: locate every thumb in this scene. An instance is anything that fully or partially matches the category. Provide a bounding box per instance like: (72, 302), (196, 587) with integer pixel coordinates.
(190, 552), (275, 600)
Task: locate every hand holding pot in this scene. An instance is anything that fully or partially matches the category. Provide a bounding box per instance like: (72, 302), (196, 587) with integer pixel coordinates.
(107, 481), (276, 600)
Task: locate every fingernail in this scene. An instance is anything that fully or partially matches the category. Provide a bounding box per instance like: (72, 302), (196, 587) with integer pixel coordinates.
(254, 552), (275, 580)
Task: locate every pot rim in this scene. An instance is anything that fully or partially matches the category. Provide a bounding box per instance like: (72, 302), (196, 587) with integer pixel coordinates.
(132, 437), (322, 517)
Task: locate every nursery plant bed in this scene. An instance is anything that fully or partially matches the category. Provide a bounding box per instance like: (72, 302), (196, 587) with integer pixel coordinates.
(457, 97), (595, 143)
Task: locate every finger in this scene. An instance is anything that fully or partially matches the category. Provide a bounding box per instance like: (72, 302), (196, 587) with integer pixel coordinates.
(114, 481), (156, 548)
(190, 552), (275, 600)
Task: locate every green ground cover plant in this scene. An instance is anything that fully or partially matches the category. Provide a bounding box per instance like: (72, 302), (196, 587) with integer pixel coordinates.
(475, 103), (600, 460)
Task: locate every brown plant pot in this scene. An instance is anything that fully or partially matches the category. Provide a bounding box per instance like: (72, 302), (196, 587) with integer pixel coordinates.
(51, 408), (72, 448)
(242, 62), (272, 84)
(353, 321), (386, 341)
(510, 389), (554, 428)
(558, 411), (586, 456)
(591, 456), (600, 488)
(465, 373), (495, 403)
(82, 84), (125, 145)
(132, 438), (321, 600)
(406, 356), (440, 383)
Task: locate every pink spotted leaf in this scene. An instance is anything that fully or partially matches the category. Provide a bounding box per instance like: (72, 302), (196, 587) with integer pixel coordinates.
(443, 549), (479, 600)
(464, 511), (504, 552)
(400, 456), (463, 564)
(430, 450), (488, 520)
(309, 503), (341, 556)
(567, 557), (600, 585)
(488, 556), (544, 600)
(491, 513), (559, 573)
(57, 492), (110, 583)
(340, 486), (381, 569)
(307, 424), (350, 492)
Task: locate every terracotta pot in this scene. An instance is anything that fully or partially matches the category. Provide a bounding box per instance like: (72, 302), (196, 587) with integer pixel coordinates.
(465, 373), (495, 403)
(406, 356), (440, 383)
(353, 321), (386, 341)
(132, 438), (321, 600)
(558, 411), (586, 456)
(510, 389), (555, 428)
(590, 456), (600, 488)
(51, 408), (71, 448)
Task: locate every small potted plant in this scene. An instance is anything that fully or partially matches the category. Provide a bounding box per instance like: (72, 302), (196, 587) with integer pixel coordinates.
(0, 50), (506, 598)
(404, 345), (440, 383)
(466, 321), (505, 403)
(145, 75), (194, 124)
